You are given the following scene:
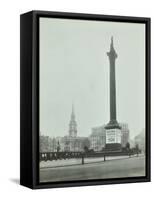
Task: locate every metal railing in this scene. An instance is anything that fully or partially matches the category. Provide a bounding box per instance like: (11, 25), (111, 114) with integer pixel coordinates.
(40, 149), (140, 164)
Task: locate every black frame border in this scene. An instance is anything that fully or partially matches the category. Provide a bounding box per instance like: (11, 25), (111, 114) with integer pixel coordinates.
(21, 10), (151, 189)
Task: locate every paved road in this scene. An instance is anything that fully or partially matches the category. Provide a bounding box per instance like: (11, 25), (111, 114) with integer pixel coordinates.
(40, 155), (145, 183)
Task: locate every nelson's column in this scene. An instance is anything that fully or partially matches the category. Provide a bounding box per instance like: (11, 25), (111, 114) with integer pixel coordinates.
(105, 37), (122, 151)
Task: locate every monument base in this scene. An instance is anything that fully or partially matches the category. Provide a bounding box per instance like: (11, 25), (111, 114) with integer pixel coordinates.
(105, 143), (122, 151)
(105, 128), (122, 151)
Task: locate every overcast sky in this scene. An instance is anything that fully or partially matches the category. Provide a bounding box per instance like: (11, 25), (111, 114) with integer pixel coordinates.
(39, 17), (145, 139)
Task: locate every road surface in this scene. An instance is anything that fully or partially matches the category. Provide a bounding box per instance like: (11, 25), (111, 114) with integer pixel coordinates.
(40, 155), (145, 182)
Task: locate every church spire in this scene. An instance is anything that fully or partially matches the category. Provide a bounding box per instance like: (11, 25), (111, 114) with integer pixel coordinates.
(69, 104), (77, 137)
(71, 103), (75, 119)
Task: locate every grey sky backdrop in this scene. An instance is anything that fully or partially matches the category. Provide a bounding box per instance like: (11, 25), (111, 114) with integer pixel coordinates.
(40, 17), (145, 139)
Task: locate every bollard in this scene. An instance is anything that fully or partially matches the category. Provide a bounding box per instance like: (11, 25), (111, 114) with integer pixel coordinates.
(104, 155), (106, 162)
(82, 155), (84, 165)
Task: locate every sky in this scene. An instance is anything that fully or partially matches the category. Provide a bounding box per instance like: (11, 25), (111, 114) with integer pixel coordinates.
(39, 17), (145, 139)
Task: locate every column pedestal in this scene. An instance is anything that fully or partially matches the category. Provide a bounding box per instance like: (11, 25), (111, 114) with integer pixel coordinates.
(105, 127), (122, 151)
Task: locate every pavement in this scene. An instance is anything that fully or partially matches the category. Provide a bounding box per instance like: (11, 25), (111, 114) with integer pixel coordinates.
(40, 155), (145, 183)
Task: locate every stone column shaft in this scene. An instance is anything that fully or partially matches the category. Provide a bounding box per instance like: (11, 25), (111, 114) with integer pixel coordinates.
(109, 54), (117, 122)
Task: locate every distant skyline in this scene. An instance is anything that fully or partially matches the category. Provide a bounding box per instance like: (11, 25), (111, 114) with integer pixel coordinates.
(39, 18), (145, 139)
